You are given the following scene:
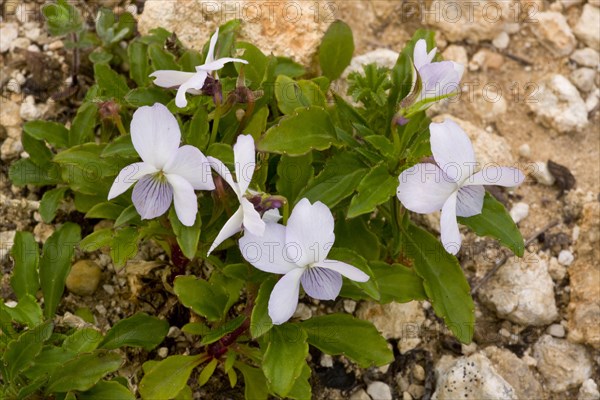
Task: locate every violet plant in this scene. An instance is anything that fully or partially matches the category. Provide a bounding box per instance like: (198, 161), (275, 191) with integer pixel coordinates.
(3, 2), (525, 399)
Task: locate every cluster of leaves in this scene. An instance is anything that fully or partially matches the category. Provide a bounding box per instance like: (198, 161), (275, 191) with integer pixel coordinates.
(4, 2), (524, 399)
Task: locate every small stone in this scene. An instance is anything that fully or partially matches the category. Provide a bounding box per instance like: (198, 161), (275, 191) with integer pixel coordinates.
(10, 37), (31, 52)
(573, 4), (600, 50)
(95, 304), (107, 315)
(1, 138), (24, 161)
(343, 299), (357, 314)
(548, 257), (568, 281)
(570, 48), (600, 68)
(504, 23), (521, 34)
(157, 347), (169, 358)
(561, 0), (584, 8)
(0, 231), (16, 262)
(402, 392), (413, 400)
(47, 40), (64, 50)
(350, 389), (371, 400)
(531, 12), (576, 58)
(102, 284), (115, 295)
(492, 32), (510, 49)
(570, 68), (597, 92)
(413, 364), (426, 382)
(167, 326), (181, 338)
(461, 342), (478, 355)
(470, 49), (504, 71)
(292, 303), (312, 320)
(25, 27), (41, 42)
(518, 143), (531, 158)
(0, 23), (19, 53)
(510, 202), (529, 223)
(367, 381), (392, 400)
(533, 335), (593, 392)
(578, 379), (600, 400)
(66, 260), (102, 296)
(20, 96), (42, 121)
(441, 45), (468, 66)
(0, 100), (22, 127)
(33, 223), (54, 243)
(532, 161), (556, 186)
(558, 250), (575, 266)
(407, 384), (425, 399)
(586, 89), (600, 112)
(547, 323), (566, 338)
(472, 87), (507, 121)
(484, 346), (544, 399)
(320, 354), (333, 368)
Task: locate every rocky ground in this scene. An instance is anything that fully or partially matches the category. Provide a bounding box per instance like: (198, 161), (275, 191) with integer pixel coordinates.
(1, 1), (599, 399)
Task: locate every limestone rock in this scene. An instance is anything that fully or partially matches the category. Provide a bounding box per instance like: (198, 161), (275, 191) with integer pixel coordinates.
(570, 48), (600, 68)
(567, 201), (600, 349)
(442, 45), (468, 67)
(533, 335), (593, 393)
(531, 12), (576, 58)
(66, 260), (102, 296)
(432, 353), (517, 400)
(479, 254), (559, 326)
(579, 379), (600, 400)
(0, 22), (18, 53)
(0, 230), (16, 262)
(0, 100), (23, 128)
(570, 68), (597, 92)
(367, 381), (392, 400)
(527, 74), (588, 133)
(531, 161), (556, 186)
(484, 346), (544, 400)
(573, 4), (600, 50)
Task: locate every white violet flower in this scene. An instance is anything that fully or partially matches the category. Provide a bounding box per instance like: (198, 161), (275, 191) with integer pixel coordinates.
(107, 103), (215, 226)
(239, 198), (370, 325)
(150, 28), (248, 108)
(397, 119), (525, 255)
(207, 134), (264, 255)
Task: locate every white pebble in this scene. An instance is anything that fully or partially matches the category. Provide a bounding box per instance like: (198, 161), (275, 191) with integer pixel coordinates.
(102, 284), (115, 295)
(510, 202), (530, 223)
(367, 381), (392, 400)
(157, 347), (169, 358)
(492, 32), (510, 49)
(547, 323), (566, 338)
(320, 354), (334, 368)
(519, 143), (531, 158)
(532, 161), (556, 186)
(558, 250), (574, 266)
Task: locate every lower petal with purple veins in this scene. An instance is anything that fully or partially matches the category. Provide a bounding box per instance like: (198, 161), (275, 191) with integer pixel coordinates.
(456, 185), (485, 218)
(132, 174), (173, 220)
(300, 267), (343, 301)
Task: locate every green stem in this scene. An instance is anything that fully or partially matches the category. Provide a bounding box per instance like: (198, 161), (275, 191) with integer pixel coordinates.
(282, 201), (290, 225)
(209, 101), (222, 145)
(114, 115), (127, 136)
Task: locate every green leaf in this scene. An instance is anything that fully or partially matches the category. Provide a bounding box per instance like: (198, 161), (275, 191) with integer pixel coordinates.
(262, 324), (308, 397)
(101, 135), (137, 159)
(89, 49), (113, 64)
(236, 42), (268, 86)
(42, 0), (84, 36)
(125, 87), (172, 107)
(128, 41), (150, 86)
(286, 362), (312, 400)
(250, 276), (276, 338)
(347, 163), (398, 218)
(138, 355), (205, 400)
(169, 208), (201, 260)
(100, 312), (168, 351)
(3, 321), (53, 382)
(10, 231), (40, 300)
(274, 56), (306, 78)
(23, 120), (69, 148)
(173, 276), (229, 321)
(200, 315), (246, 346)
(302, 314), (393, 367)
(258, 107), (338, 156)
(399, 223), (474, 343)
(185, 106), (210, 150)
(319, 20), (354, 81)
(274, 76), (326, 115)
(235, 363), (268, 400)
(39, 222), (81, 318)
(110, 227), (139, 268)
(4, 294), (43, 327)
(148, 43), (180, 71)
(39, 187), (68, 223)
(78, 380), (135, 400)
(335, 216), (380, 260)
(114, 205), (141, 227)
(458, 192), (524, 256)
(370, 261), (427, 304)
(46, 350), (123, 393)
(198, 358), (218, 387)
(70, 102), (97, 145)
(62, 328), (103, 353)
(9, 158), (62, 186)
(276, 153), (313, 205)
(300, 152), (368, 208)
(22, 132), (53, 166)
(244, 106), (269, 141)
(94, 63), (130, 99)
(85, 202), (125, 220)
(79, 228), (113, 252)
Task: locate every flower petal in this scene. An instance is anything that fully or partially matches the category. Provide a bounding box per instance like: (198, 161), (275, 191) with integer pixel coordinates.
(418, 61), (463, 103)
(262, 209), (282, 223)
(198, 57), (249, 71)
(397, 163), (457, 214)
(175, 71), (208, 108)
(131, 103), (181, 169)
(440, 192), (461, 255)
(207, 156), (240, 197)
(132, 174), (173, 220)
(233, 134), (255, 195)
(207, 206), (243, 255)
(205, 28), (219, 65)
(464, 167), (525, 187)
(241, 197), (265, 236)
(456, 185), (485, 218)
(165, 174), (197, 226)
(268, 268), (305, 325)
(239, 221), (297, 274)
(108, 162), (158, 200)
(285, 198), (335, 266)
(149, 70), (196, 88)
(314, 260), (370, 282)
(163, 145), (215, 190)
(413, 39), (437, 70)
(430, 119), (477, 183)
(300, 267), (342, 300)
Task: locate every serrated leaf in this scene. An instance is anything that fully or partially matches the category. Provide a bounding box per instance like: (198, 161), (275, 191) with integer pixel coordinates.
(319, 20), (354, 81)
(138, 355), (205, 400)
(23, 120), (69, 148)
(10, 231), (40, 300)
(46, 350), (123, 393)
(458, 192), (524, 256)
(94, 63), (130, 99)
(257, 107), (338, 156)
(3, 294), (43, 327)
(39, 222), (81, 318)
(347, 163), (398, 218)
(301, 314), (393, 367)
(400, 223), (474, 343)
(100, 312), (168, 351)
(3, 321), (53, 382)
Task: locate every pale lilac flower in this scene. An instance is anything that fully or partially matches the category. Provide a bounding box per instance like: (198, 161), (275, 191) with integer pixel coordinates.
(150, 28), (248, 108)
(239, 198), (370, 325)
(412, 39), (464, 105)
(107, 103), (214, 226)
(207, 135), (264, 255)
(397, 119), (525, 255)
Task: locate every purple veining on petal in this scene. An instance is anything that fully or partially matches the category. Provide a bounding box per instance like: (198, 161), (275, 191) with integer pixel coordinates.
(418, 61), (462, 100)
(456, 185), (485, 218)
(132, 174), (173, 220)
(300, 266), (342, 301)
